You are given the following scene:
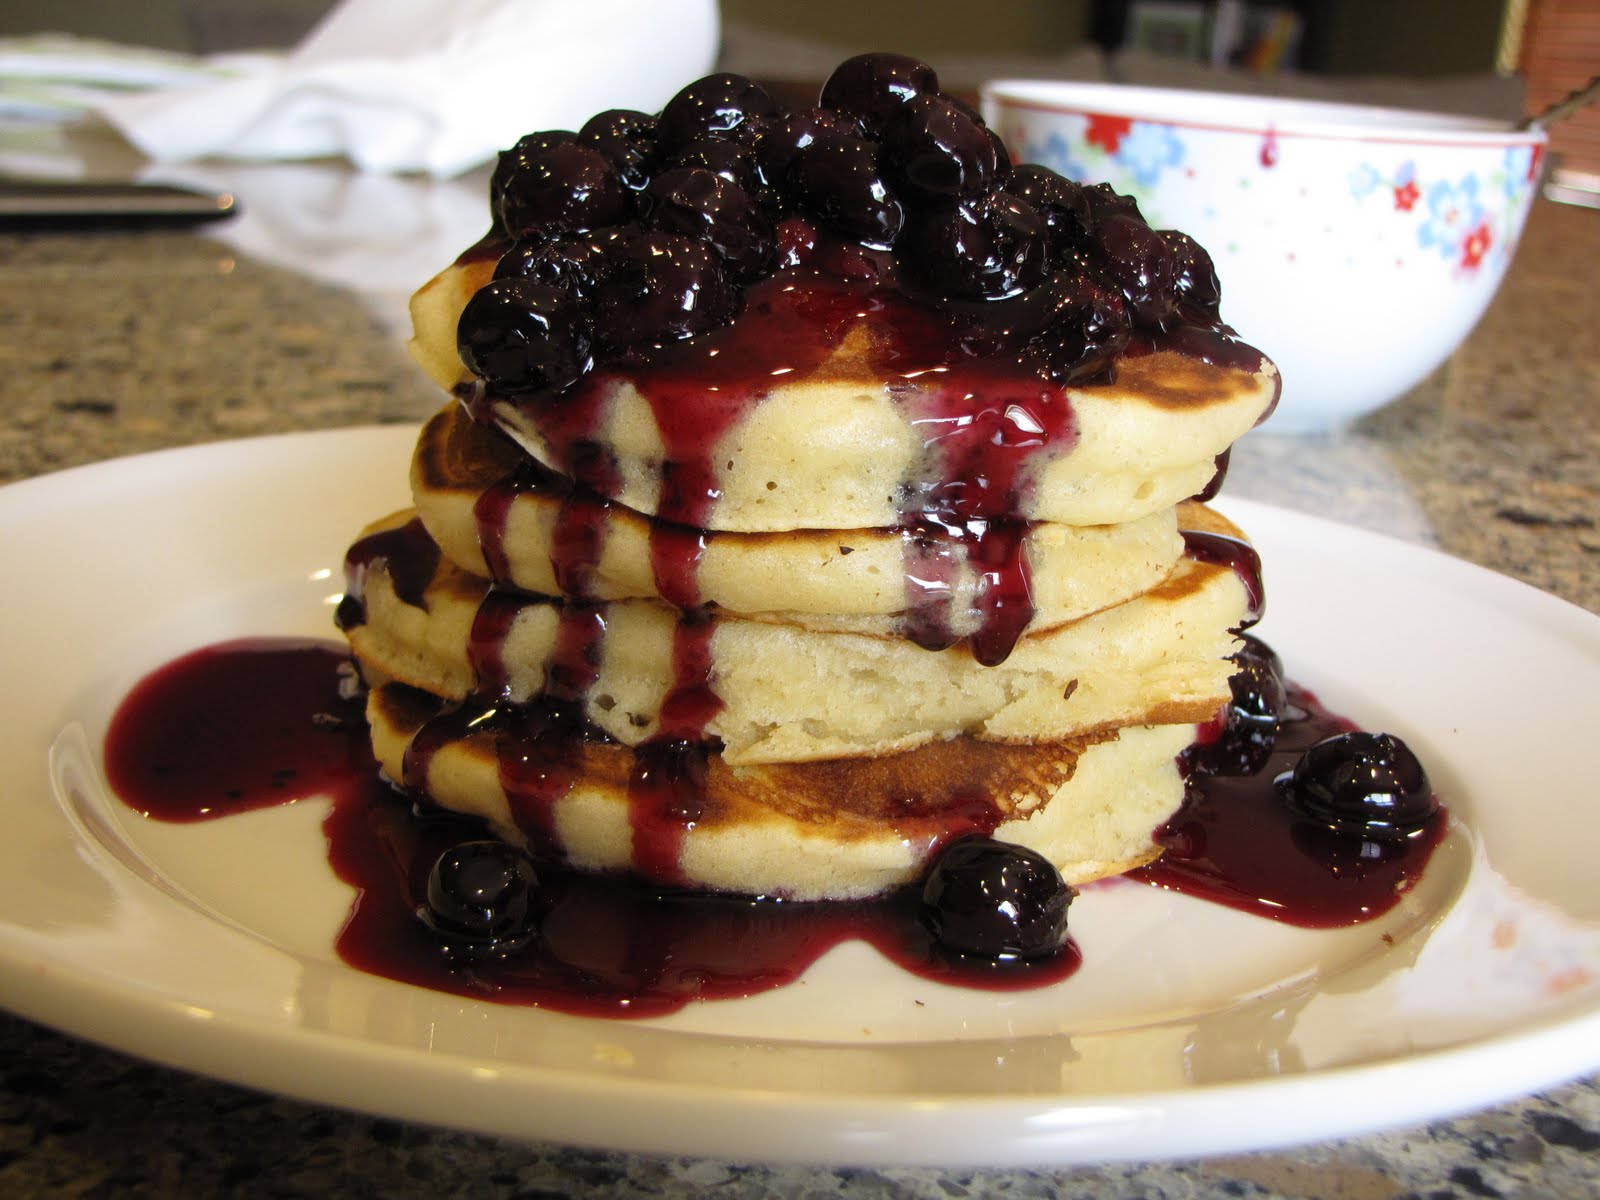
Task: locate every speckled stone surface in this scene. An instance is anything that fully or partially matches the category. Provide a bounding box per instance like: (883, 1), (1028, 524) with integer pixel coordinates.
(0, 189), (1596, 1199)
(1227, 198), (1600, 613)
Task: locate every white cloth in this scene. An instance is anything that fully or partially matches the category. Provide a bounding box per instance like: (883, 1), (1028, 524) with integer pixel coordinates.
(80, 0), (717, 176)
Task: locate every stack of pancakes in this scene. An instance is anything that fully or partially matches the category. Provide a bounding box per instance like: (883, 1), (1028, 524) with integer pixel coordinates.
(339, 253), (1276, 901)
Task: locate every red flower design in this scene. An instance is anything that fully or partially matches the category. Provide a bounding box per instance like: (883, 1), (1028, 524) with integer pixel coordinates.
(1393, 179), (1420, 211)
(1259, 128), (1279, 169)
(1085, 114), (1132, 153)
(1461, 221), (1492, 270)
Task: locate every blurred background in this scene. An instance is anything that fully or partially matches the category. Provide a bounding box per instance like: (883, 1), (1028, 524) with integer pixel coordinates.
(0, 0), (1530, 74)
(1, 0), (1593, 194)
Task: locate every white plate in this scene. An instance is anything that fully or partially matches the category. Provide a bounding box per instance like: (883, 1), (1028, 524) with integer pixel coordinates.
(1, 427), (1598, 1167)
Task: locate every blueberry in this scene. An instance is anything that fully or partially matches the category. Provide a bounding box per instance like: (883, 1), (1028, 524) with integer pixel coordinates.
(754, 108), (864, 191)
(1093, 213), (1179, 328)
(1081, 181), (1144, 224)
(418, 840), (540, 962)
(818, 52), (939, 130)
(1187, 633), (1286, 776)
(985, 123), (1013, 183)
(1228, 634), (1287, 723)
(1165, 229), (1222, 315)
(1019, 273), (1131, 384)
(577, 108), (657, 191)
(493, 232), (613, 300)
(643, 167), (775, 280)
(497, 140), (630, 236)
(1282, 731), (1437, 841)
(590, 229), (739, 352)
(1007, 164), (1095, 264)
(655, 72), (778, 151)
(773, 215), (819, 268)
(457, 278), (593, 394)
(668, 137), (760, 190)
(919, 837), (1073, 960)
(784, 129), (904, 248)
(489, 130), (577, 228)
(497, 129), (578, 166)
(900, 192), (1048, 300)
(879, 94), (999, 202)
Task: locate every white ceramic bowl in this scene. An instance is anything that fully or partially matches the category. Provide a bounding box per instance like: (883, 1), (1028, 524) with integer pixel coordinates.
(981, 81), (1547, 432)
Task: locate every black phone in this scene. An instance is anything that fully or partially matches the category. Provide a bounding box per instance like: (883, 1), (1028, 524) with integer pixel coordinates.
(0, 178), (240, 228)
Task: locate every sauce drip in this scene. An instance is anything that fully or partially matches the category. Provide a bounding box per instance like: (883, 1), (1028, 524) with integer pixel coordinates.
(467, 241), (1249, 670)
(502, 598), (608, 849)
(1182, 528), (1266, 626)
(335, 518), (438, 630)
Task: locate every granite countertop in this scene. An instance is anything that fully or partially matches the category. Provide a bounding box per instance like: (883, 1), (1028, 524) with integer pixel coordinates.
(0, 183), (1596, 1198)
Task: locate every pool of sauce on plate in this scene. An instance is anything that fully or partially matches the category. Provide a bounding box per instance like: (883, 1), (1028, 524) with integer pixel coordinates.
(101, 637), (1443, 1018)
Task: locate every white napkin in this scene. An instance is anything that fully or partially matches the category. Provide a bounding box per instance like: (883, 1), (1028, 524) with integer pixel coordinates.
(91, 0), (719, 177)
(0, 34), (265, 121)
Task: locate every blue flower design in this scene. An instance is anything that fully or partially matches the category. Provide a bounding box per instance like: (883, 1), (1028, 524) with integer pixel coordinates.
(1348, 162), (1380, 198)
(1024, 130), (1088, 182)
(1416, 174), (1485, 258)
(1502, 145), (1534, 195)
(1114, 122), (1184, 187)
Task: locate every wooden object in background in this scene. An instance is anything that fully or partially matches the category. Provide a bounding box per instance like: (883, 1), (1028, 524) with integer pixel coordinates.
(1516, 0), (1600, 186)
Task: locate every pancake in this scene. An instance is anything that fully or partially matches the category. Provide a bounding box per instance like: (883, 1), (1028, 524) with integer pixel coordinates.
(368, 678), (1200, 900)
(411, 402), (1186, 631)
(342, 508), (1249, 764)
(410, 256), (1279, 532)
(345, 56), (1282, 911)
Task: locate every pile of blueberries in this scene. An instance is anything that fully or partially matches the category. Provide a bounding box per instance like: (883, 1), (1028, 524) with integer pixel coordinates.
(457, 52), (1228, 400)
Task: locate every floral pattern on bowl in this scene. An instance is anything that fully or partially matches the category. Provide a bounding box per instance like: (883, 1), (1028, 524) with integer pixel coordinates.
(984, 81), (1546, 430)
(1010, 114), (1542, 280)
(1348, 144), (1543, 275)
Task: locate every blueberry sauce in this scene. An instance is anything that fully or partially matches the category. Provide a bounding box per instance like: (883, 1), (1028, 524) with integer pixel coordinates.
(103, 639), (370, 821)
(102, 637), (1077, 1015)
(329, 784), (1078, 1016)
(439, 591), (608, 850)
(102, 634), (1444, 1015)
(334, 518), (439, 631)
(1182, 528), (1266, 626)
(454, 423), (727, 861)
(1130, 683), (1446, 927)
(629, 609), (724, 885)
(892, 351), (1075, 665)
(459, 240), (1272, 671)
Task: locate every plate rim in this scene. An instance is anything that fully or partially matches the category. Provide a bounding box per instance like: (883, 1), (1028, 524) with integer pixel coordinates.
(1, 936), (1596, 1167)
(1, 424), (1598, 1167)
